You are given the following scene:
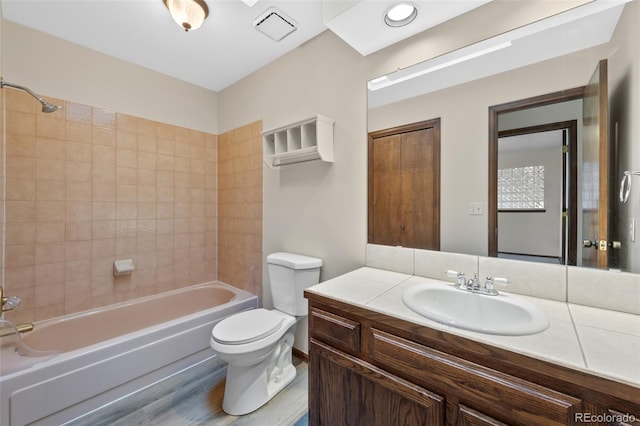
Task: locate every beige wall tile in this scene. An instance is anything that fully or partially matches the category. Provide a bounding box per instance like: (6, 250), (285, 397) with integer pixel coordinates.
(4, 97), (223, 322)
(6, 223), (35, 246)
(6, 178), (35, 200)
(66, 102), (92, 124)
(66, 141), (92, 163)
(93, 108), (116, 128)
(36, 222), (65, 243)
(36, 179), (65, 200)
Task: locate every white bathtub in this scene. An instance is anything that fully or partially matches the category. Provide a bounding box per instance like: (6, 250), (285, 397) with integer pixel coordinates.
(0, 282), (257, 426)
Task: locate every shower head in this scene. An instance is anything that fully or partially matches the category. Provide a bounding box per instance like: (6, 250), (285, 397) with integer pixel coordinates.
(40, 101), (61, 114)
(0, 78), (62, 113)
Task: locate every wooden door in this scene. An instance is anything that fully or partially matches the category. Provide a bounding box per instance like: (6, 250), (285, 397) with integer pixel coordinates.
(581, 59), (609, 268)
(368, 119), (440, 250)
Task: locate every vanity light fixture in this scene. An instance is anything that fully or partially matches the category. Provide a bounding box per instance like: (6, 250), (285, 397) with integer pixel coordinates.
(163, 0), (209, 32)
(368, 40), (512, 91)
(384, 3), (418, 27)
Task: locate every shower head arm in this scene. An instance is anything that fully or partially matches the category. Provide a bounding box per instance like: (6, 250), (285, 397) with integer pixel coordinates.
(1, 78), (45, 103)
(0, 77), (61, 113)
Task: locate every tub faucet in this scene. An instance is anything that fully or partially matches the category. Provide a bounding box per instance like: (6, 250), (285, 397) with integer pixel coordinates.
(1, 287), (22, 312)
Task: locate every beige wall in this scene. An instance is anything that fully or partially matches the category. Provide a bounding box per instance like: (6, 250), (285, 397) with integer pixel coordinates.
(2, 21), (218, 135)
(3, 90), (218, 323)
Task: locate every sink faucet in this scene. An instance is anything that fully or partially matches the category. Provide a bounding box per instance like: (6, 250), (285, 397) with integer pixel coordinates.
(467, 273), (481, 291)
(445, 270), (510, 296)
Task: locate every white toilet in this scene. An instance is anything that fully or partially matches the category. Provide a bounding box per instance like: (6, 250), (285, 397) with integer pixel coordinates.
(210, 252), (322, 415)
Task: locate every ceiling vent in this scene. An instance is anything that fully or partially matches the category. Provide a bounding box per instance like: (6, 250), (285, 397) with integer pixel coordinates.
(253, 7), (297, 42)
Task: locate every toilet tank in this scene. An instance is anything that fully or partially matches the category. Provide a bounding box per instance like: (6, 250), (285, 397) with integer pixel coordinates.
(267, 252), (322, 316)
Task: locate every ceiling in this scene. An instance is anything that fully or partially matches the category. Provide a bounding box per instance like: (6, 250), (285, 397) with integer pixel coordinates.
(0, 0), (490, 92)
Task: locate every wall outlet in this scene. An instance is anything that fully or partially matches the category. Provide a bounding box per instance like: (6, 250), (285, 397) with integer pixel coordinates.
(469, 202), (483, 215)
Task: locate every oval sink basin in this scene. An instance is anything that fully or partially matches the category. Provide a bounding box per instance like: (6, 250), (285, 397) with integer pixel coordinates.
(402, 283), (550, 336)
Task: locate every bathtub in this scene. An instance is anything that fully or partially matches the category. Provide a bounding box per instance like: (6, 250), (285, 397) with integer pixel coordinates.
(0, 281), (257, 426)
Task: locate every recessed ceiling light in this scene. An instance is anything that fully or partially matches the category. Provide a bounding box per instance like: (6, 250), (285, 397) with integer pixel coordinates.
(384, 3), (418, 27)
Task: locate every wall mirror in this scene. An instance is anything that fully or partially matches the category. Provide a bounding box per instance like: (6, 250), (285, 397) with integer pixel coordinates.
(367, 1), (639, 274)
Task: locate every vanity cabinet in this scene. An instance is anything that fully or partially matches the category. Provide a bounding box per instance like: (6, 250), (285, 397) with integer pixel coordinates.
(306, 293), (640, 426)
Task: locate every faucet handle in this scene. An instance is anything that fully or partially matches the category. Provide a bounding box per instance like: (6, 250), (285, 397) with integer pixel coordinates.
(492, 277), (511, 286)
(484, 276), (511, 289)
(445, 270), (467, 287)
(445, 270), (462, 278)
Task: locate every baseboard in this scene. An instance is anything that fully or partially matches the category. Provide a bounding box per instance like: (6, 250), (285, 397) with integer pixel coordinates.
(292, 347), (309, 363)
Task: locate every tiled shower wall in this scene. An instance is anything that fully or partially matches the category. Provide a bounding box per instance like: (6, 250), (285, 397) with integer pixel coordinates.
(2, 89), (222, 323)
(217, 121), (263, 300)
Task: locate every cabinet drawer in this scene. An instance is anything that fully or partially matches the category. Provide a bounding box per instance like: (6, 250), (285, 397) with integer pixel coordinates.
(309, 307), (360, 354)
(368, 329), (581, 426)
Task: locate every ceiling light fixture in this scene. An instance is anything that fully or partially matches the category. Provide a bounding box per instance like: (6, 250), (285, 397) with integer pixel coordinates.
(384, 3), (418, 27)
(163, 0), (209, 32)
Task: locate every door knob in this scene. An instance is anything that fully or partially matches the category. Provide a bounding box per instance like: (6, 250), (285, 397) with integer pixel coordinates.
(608, 241), (622, 249)
(583, 239), (621, 250)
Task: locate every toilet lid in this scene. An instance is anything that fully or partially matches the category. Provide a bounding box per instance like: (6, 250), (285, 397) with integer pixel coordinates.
(212, 309), (284, 345)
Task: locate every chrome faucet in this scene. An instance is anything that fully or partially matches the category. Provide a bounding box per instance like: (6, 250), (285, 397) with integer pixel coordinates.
(466, 273), (481, 291)
(445, 270), (510, 296)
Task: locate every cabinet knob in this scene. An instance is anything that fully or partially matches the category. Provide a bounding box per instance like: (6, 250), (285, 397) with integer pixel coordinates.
(400, 224), (406, 230)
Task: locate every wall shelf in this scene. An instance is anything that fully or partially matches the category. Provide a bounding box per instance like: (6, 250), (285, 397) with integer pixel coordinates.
(263, 115), (334, 168)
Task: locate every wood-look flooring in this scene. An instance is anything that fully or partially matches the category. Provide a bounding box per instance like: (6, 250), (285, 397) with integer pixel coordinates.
(67, 355), (308, 426)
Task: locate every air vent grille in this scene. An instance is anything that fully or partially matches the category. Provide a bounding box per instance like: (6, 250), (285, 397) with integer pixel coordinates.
(253, 7), (297, 42)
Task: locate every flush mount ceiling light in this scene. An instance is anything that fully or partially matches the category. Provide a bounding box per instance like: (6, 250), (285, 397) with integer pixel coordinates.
(384, 3), (418, 27)
(163, 0), (209, 32)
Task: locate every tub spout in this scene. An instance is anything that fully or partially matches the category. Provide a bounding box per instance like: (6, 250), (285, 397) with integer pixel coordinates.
(0, 322), (34, 338)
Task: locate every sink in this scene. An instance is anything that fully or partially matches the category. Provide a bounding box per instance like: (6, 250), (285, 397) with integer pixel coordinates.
(402, 283), (550, 336)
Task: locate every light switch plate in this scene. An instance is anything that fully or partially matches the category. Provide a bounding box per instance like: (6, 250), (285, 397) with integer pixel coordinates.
(631, 218), (636, 243)
(469, 202), (483, 215)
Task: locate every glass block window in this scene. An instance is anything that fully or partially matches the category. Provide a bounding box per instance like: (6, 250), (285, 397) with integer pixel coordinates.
(498, 165), (545, 210)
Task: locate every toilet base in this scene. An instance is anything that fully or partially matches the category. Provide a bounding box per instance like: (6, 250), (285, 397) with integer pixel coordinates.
(221, 333), (296, 416)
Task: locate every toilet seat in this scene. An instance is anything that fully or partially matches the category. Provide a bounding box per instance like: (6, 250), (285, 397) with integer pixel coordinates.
(213, 309), (283, 345)
(211, 309), (296, 356)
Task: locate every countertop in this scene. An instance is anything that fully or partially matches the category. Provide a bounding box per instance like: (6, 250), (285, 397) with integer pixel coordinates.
(306, 267), (640, 388)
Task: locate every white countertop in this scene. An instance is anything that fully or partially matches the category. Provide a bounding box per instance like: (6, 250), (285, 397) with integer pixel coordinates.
(306, 267), (640, 388)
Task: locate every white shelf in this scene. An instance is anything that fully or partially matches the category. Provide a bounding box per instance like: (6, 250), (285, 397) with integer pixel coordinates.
(263, 115), (334, 168)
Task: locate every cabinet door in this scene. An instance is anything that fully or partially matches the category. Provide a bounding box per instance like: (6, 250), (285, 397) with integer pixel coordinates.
(455, 404), (509, 426)
(309, 339), (444, 426)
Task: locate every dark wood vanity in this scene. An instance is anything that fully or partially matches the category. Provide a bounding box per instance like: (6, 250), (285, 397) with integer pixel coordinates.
(306, 291), (640, 426)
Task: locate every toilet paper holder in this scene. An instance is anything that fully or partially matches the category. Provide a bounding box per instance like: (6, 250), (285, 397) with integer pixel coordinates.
(113, 259), (135, 276)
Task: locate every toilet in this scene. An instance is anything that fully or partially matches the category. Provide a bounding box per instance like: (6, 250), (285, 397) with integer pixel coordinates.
(210, 252), (322, 415)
